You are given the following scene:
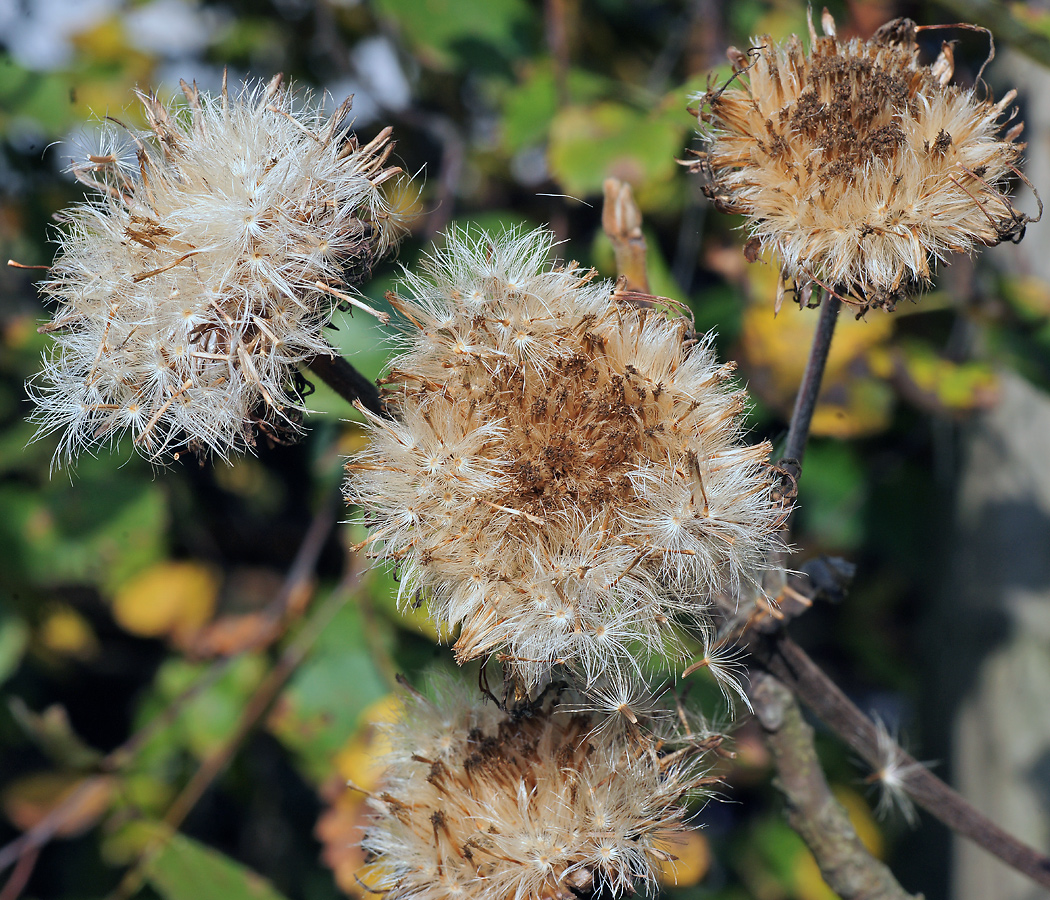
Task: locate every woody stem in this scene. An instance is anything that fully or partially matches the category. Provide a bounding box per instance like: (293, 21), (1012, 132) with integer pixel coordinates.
(781, 291), (841, 466)
(750, 634), (1050, 892)
(748, 670), (920, 900)
(305, 353), (387, 418)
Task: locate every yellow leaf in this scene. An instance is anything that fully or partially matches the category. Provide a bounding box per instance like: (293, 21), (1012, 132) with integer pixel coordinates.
(1004, 275), (1050, 319)
(320, 696), (408, 900)
(316, 794), (383, 898)
(112, 561), (219, 641)
(834, 786), (883, 859)
(69, 17), (130, 63)
(794, 852), (839, 900)
(792, 786), (884, 900)
(739, 254), (896, 438)
(334, 694), (404, 792)
(653, 830), (711, 888)
(808, 378), (895, 439)
(338, 423), (372, 457)
(39, 606), (100, 660)
(2, 772), (115, 837)
(3, 315), (38, 350)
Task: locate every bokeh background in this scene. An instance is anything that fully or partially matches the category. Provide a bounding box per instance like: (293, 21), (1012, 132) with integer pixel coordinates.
(2, 1), (1050, 899)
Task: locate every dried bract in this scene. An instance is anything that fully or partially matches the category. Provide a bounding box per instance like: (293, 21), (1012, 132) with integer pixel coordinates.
(688, 12), (1034, 312)
(347, 227), (786, 693)
(31, 74), (403, 464)
(359, 678), (717, 900)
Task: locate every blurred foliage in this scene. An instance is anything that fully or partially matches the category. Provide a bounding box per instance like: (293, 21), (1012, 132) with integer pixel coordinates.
(2, 1), (1050, 900)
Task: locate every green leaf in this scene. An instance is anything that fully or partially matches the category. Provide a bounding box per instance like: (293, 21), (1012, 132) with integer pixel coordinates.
(268, 598), (390, 782)
(373, 0), (532, 70)
(590, 225), (686, 304)
(147, 832), (290, 900)
(132, 655), (267, 767)
(0, 607), (28, 687)
(8, 699), (103, 769)
(0, 471), (167, 596)
(895, 341), (999, 413)
(500, 63), (609, 152)
(796, 441), (866, 551)
(547, 97), (690, 209)
(0, 60), (77, 134)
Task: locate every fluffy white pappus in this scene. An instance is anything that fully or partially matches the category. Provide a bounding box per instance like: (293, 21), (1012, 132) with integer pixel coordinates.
(347, 226), (790, 694)
(358, 676), (717, 900)
(683, 631), (752, 714)
(866, 716), (931, 828)
(30, 73), (405, 465)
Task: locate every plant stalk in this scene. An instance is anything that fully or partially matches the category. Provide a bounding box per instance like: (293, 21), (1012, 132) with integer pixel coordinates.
(781, 292), (841, 466)
(749, 671), (920, 900)
(750, 634), (1050, 892)
(306, 352), (386, 418)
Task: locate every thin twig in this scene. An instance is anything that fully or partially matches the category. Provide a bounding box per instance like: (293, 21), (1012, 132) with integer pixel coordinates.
(0, 846), (39, 900)
(544, 0), (571, 108)
(306, 352), (386, 418)
(750, 634), (1050, 892)
(781, 291), (841, 466)
(108, 560), (363, 900)
(750, 264), (1050, 892)
(749, 671), (919, 900)
(936, 0), (1050, 69)
(162, 576), (355, 830)
(0, 497), (339, 878)
(0, 660), (232, 875)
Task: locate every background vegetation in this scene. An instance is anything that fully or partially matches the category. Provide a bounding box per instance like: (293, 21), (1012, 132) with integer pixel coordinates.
(2, 1), (1049, 899)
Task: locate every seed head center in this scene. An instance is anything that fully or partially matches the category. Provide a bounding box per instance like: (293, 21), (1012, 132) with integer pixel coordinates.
(492, 353), (661, 516)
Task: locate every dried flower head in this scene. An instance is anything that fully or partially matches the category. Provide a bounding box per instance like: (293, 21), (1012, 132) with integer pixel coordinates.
(359, 677), (718, 900)
(30, 73), (404, 464)
(687, 11), (1035, 313)
(347, 227), (787, 693)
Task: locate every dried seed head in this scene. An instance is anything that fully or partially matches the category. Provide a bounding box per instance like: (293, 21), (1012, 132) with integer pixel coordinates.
(30, 74), (405, 465)
(346, 227), (787, 693)
(360, 677), (716, 900)
(688, 12), (1034, 313)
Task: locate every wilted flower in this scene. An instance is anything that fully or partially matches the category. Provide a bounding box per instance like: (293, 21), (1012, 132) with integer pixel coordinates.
(30, 73), (403, 464)
(347, 227), (786, 693)
(358, 677), (719, 900)
(687, 11), (1034, 313)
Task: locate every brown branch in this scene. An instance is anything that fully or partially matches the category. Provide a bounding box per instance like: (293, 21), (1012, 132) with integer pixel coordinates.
(162, 574), (355, 831)
(544, 0), (571, 108)
(0, 846), (38, 900)
(749, 634), (1050, 892)
(749, 264), (1050, 893)
(0, 496), (340, 879)
(107, 557), (363, 900)
(749, 671), (920, 900)
(781, 290), (840, 466)
(936, 0), (1050, 69)
(306, 352), (386, 418)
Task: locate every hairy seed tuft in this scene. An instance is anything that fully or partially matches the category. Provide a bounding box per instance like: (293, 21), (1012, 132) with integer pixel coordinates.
(687, 12), (1034, 313)
(30, 74), (404, 465)
(347, 227), (787, 693)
